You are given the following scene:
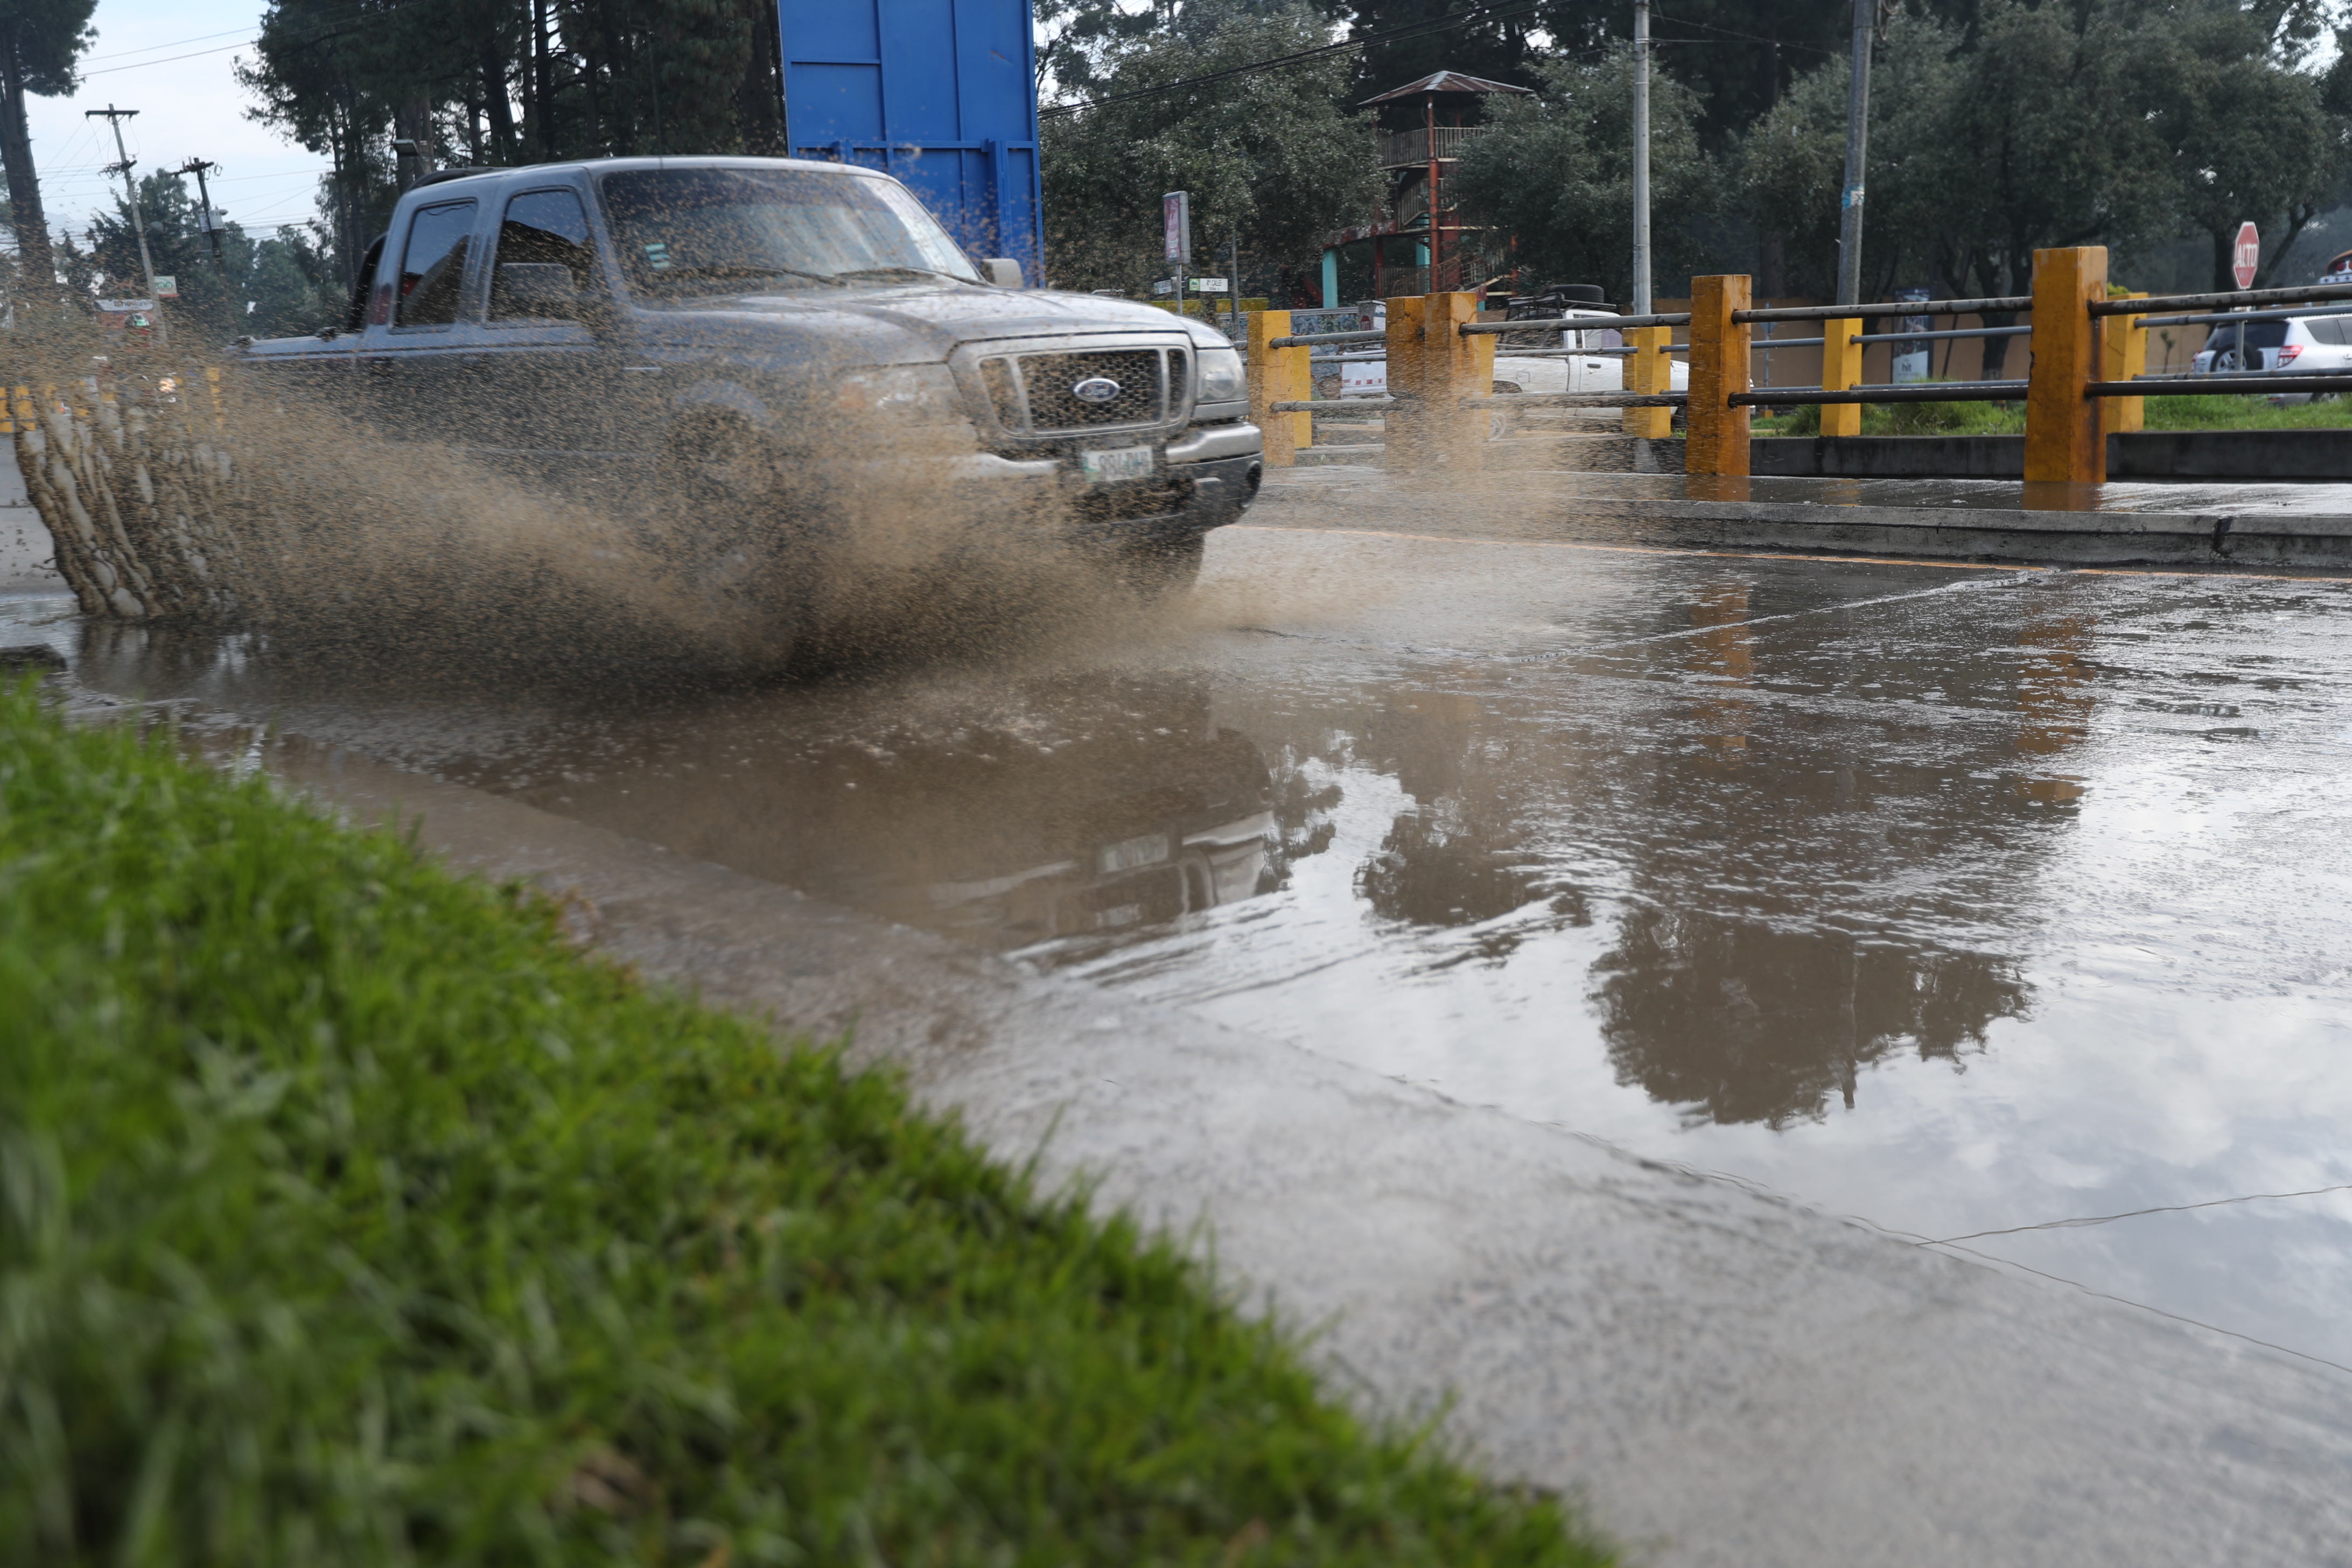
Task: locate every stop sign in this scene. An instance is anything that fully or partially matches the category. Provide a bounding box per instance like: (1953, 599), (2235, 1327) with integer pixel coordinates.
(2232, 221), (2260, 289)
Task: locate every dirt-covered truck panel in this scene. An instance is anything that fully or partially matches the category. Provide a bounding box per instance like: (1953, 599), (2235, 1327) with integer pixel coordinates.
(234, 157), (1263, 560)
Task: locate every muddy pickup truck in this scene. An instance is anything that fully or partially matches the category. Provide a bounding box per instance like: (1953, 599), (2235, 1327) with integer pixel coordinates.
(233, 155), (1263, 596)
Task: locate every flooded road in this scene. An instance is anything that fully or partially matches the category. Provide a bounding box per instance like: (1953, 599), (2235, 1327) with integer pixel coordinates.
(18, 478), (2352, 1378)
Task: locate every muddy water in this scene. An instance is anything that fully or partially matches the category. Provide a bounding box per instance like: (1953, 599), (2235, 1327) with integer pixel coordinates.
(19, 504), (2352, 1376)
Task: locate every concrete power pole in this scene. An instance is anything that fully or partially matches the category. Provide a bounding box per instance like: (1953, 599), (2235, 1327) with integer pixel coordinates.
(1834, 0), (1875, 309)
(1631, 0), (1652, 316)
(176, 158), (229, 290)
(86, 104), (166, 342)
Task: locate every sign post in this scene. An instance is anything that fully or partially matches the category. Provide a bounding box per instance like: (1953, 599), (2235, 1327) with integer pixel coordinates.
(1164, 191), (1190, 316)
(2231, 221), (2260, 290)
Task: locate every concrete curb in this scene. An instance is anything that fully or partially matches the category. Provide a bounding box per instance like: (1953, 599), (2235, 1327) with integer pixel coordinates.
(222, 725), (2352, 1568)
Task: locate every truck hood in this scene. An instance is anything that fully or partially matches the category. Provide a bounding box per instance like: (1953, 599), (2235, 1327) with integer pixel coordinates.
(636, 283), (1193, 364)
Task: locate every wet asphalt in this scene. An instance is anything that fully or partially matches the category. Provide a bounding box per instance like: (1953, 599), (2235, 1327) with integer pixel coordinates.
(12, 464), (2352, 1380)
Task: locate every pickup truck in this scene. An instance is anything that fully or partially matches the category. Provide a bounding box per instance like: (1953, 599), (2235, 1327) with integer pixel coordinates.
(233, 155), (1263, 612)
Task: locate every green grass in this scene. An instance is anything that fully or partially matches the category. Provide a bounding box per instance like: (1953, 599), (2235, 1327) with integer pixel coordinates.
(2135, 393), (2352, 430)
(1752, 390), (2352, 437)
(0, 685), (1610, 1568)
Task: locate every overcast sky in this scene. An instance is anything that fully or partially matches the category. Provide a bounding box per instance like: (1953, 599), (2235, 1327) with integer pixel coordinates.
(25, 0), (328, 243)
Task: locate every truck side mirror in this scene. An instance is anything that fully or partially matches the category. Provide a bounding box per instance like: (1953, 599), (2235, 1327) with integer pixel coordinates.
(492, 262), (580, 319)
(979, 258), (1024, 289)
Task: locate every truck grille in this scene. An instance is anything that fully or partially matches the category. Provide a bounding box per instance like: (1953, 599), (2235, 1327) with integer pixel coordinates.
(979, 348), (1178, 433)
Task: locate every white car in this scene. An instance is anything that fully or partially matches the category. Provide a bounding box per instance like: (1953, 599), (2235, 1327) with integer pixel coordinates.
(1319, 306), (1689, 399)
(2188, 311), (2352, 400)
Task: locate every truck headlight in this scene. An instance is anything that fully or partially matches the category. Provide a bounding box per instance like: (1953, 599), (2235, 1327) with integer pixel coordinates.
(834, 363), (966, 423)
(1193, 345), (1246, 404)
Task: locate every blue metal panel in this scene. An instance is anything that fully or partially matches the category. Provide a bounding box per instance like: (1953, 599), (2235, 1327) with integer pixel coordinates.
(778, 0), (1044, 281)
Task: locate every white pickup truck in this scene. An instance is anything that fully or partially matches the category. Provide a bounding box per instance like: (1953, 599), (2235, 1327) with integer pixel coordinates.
(1323, 305), (1689, 399)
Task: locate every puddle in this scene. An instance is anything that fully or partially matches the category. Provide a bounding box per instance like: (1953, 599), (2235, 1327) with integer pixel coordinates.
(32, 519), (2352, 1375)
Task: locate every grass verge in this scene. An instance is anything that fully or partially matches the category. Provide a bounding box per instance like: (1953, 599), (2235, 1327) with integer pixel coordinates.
(0, 685), (1611, 1567)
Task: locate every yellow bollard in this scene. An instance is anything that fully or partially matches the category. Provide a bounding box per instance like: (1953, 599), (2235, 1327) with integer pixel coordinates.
(1385, 291), (1491, 470)
(1686, 275), (1753, 477)
(1819, 316), (1863, 438)
(2025, 246), (2108, 485)
(1245, 310), (1309, 466)
(2103, 291), (2147, 435)
(1621, 326), (1672, 438)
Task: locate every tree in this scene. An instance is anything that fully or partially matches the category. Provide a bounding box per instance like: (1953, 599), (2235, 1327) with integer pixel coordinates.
(1039, 2), (1379, 294)
(0, 0), (96, 306)
(2140, 1), (2347, 289)
(1738, 11), (1961, 303)
(1446, 45), (1718, 303)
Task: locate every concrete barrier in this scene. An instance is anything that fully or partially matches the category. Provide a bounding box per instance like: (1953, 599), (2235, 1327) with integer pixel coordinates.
(1749, 429), (2352, 481)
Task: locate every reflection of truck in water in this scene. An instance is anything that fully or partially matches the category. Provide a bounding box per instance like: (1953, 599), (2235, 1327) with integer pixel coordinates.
(461, 677), (1278, 951)
(233, 156), (1263, 595)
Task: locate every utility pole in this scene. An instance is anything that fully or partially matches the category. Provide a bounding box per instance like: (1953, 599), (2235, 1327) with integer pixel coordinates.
(1631, 0), (1652, 316)
(176, 157), (229, 290)
(1834, 0), (1875, 309)
(87, 104), (165, 341)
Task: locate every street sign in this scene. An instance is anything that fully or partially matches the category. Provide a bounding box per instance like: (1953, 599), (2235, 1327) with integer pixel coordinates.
(2232, 221), (2260, 290)
(153, 275), (178, 298)
(1188, 277), (1228, 293)
(1163, 191), (1191, 264)
(96, 299), (155, 313)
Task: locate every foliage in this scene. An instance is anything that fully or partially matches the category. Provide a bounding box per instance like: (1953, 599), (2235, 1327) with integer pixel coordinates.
(0, 684), (1612, 1568)
(1754, 396), (2025, 437)
(1448, 45), (1718, 303)
(0, 0), (99, 297)
(236, 0), (784, 293)
(1040, 1), (1378, 292)
(2137, 391), (2352, 428)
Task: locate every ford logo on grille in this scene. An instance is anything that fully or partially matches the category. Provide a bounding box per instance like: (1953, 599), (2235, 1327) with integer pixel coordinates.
(1070, 376), (1122, 404)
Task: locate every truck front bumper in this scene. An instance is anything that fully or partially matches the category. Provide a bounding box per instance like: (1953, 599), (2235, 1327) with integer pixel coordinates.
(950, 421), (1264, 543)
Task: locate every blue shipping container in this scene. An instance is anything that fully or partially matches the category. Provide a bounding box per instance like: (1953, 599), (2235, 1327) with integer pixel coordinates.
(778, 0), (1044, 281)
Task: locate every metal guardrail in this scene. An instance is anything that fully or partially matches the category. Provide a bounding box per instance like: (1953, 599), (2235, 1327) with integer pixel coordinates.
(1460, 311), (1690, 335)
(1735, 296), (2033, 324)
(1852, 324), (2033, 344)
(2091, 281), (2352, 316)
(1462, 391), (1686, 407)
(1735, 382), (2028, 407)
(1269, 329), (1386, 348)
(2138, 302), (2352, 329)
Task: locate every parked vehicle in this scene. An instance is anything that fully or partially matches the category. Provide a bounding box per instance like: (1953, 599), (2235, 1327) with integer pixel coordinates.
(234, 156), (1263, 600)
(2188, 310), (2352, 401)
(1312, 303), (1688, 401)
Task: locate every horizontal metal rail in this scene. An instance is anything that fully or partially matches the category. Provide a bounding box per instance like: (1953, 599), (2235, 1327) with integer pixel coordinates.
(2091, 281), (2352, 316)
(1307, 349), (1389, 361)
(1851, 324), (2033, 344)
(1462, 391), (1686, 407)
(1460, 311), (1690, 335)
(2125, 365), (2352, 384)
(2136, 302), (2352, 330)
(1734, 296), (2031, 325)
(2096, 373), (2352, 396)
(1494, 345), (1687, 359)
(1272, 398), (1393, 411)
(1734, 381), (2027, 406)
(1269, 329), (1386, 347)
(1756, 337), (1826, 349)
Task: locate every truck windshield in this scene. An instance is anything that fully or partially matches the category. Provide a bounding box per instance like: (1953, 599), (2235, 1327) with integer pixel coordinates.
(599, 167), (982, 297)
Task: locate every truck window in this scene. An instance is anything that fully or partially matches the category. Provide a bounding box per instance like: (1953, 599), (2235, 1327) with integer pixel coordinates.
(397, 200), (478, 326)
(599, 167), (982, 298)
(489, 189), (594, 318)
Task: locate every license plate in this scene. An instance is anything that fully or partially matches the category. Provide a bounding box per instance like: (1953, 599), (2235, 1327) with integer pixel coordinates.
(1080, 445), (1156, 483)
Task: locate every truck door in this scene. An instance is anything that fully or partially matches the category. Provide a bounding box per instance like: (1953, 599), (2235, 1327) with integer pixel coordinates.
(467, 186), (630, 475)
(368, 197), (485, 438)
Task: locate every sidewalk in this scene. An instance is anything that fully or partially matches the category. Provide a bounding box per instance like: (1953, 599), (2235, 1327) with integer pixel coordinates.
(220, 723), (2352, 1568)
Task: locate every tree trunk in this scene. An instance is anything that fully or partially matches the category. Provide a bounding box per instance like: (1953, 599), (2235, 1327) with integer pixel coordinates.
(394, 97), (435, 191)
(2211, 226), (2234, 294)
(531, 0), (554, 158)
(0, 30), (60, 307)
(483, 48), (519, 162)
(595, 0), (634, 156)
(739, 0), (784, 155)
